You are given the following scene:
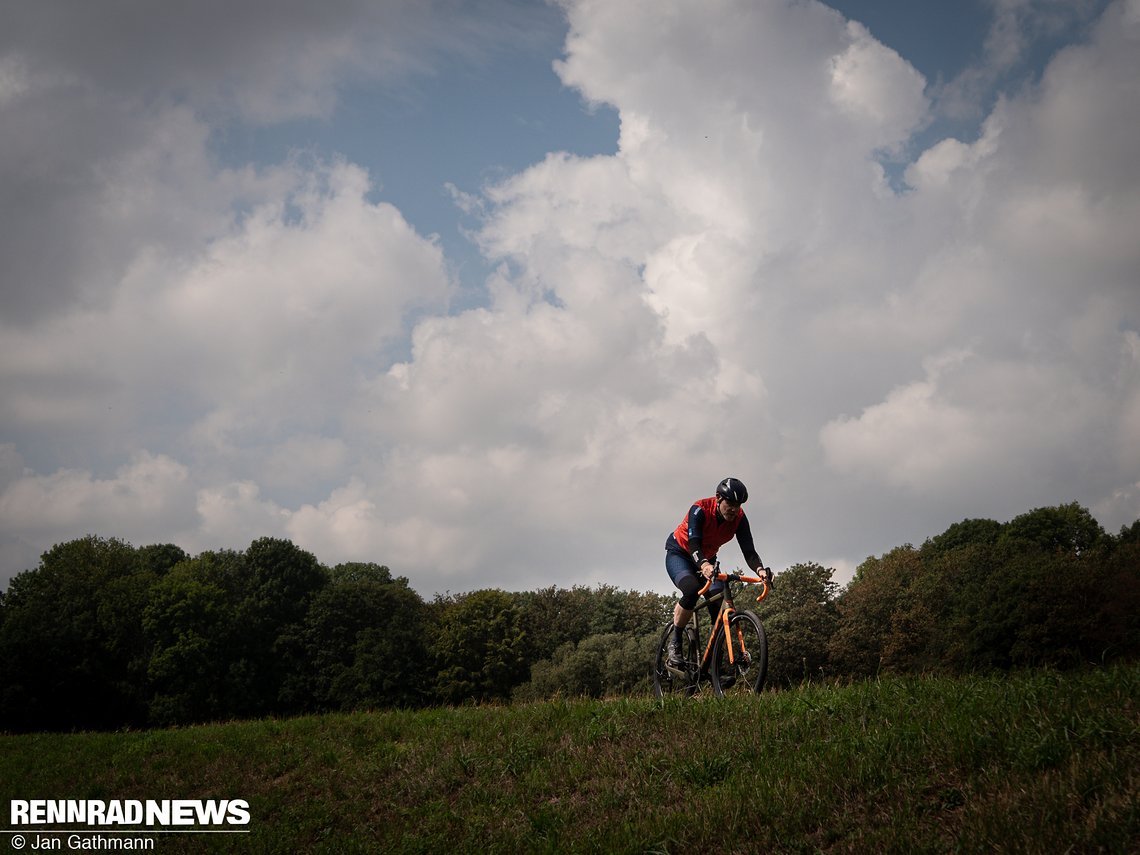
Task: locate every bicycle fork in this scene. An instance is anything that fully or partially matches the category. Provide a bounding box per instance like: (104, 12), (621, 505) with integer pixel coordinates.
(702, 604), (752, 669)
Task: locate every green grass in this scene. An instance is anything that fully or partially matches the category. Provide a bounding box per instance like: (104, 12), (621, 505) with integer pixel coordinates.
(3, 665), (1138, 853)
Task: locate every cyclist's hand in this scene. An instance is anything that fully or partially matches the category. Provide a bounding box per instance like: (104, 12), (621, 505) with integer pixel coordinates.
(700, 561), (715, 580)
(763, 566), (774, 588)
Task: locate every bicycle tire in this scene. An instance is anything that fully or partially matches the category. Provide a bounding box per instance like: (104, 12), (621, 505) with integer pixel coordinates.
(710, 610), (767, 697)
(652, 622), (697, 699)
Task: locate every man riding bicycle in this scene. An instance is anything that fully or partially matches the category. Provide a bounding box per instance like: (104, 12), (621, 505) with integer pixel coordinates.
(665, 477), (772, 668)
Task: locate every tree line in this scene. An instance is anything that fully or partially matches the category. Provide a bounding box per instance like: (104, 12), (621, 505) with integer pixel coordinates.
(1, 501), (1137, 732)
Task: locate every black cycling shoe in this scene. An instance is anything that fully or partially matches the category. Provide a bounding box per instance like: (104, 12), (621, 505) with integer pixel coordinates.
(666, 628), (684, 669)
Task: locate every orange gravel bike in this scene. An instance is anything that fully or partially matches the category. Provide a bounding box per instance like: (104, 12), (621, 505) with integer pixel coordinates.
(652, 567), (769, 698)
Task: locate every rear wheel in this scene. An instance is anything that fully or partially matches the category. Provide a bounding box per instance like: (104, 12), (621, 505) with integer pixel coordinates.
(653, 623), (697, 698)
(711, 611), (767, 697)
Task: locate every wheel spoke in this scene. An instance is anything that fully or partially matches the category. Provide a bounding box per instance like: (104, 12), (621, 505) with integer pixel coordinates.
(711, 612), (767, 696)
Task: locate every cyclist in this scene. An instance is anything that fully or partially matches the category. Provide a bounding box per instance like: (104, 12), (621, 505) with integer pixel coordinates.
(665, 477), (771, 668)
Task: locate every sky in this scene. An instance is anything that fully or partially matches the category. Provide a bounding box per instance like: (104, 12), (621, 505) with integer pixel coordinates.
(1, 0), (1138, 597)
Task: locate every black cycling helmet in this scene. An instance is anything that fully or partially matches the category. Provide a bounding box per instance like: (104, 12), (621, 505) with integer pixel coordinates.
(716, 477), (748, 504)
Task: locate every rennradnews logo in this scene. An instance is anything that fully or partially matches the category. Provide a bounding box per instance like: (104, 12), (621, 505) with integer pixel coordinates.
(10, 799), (250, 827)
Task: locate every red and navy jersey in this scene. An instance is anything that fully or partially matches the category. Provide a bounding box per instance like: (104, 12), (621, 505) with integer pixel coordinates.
(671, 496), (762, 570)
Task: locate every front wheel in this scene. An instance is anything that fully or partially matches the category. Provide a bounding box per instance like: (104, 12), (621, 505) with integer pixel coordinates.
(711, 611), (767, 697)
(653, 623), (697, 699)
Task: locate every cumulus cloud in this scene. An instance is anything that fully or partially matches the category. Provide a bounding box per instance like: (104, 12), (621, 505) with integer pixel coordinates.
(0, 453), (196, 544)
(0, 0), (552, 122)
(932, 0), (1108, 122)
(0, 0), (546, 324)
(1, 157), (450, 451)
(0, 147), (453, 578)
(828, 20), (929, 148)
(1, 0), (1138, 594)
(329, 0), (1138, 591)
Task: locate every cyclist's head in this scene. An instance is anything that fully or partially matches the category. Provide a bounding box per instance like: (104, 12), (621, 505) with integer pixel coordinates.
(716, 477), (748, 506)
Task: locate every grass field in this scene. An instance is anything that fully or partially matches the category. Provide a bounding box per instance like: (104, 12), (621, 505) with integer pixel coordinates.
(2, 665), (1138, 853)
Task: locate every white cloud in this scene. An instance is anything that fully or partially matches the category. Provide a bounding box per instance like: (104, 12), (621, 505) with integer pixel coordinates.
(828, 21), (929, 149)
(193, 481), (289, 553)
(0, 0), (554, 124)
(905, 118), (1001, 191)
(933, 0), (1106, 122)
(820, 351), (981, 491)
(0, 152), (453, 578)
(1, 157), (450, 436)
(2, 0), (1139, 597)
(0, 0), (545, 325)
(0, 453), (196, 544)
(0, 54), (30, 104)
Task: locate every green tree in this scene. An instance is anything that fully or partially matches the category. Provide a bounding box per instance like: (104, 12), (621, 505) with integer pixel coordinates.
(237, 537), (327, 715)
(928, 511), (1135, 672)
(513, 631), (657, 701)
(431, 589), (528, 704)
(135, 543), (190, 575)
(971, 539), (1139, 670)
(0, 536), (159, 731)
(244, 537), (326, 628)
(143, 541), (327, 724)
(143, 563), (234, 725)
(518, 586), (594, 664)
(825, 544), (939, 679)
(604, 588), (672, 637)
(1116, 520), (1140, 545)
(1094, 539), (1140, 660)
(923, 518), (1003, 556)
(327, 561), (396, 584)
(518, 585), (670, 671)
(280, 565), (429, 711)
(1000, 502), (1105, 555)
(753, 562), (839, 686)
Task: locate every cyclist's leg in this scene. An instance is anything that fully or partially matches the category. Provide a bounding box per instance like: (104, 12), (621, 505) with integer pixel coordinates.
(665, 549), (702, 623)
(665, 546), (702, 663)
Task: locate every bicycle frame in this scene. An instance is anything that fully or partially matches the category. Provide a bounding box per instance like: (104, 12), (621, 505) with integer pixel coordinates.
(654, 567), (770, 700)
(693, 570), (769, 673)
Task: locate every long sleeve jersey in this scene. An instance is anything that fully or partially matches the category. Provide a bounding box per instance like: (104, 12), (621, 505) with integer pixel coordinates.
(671, 496), (763, 571)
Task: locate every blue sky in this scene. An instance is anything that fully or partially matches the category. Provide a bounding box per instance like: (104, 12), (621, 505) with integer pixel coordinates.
(219, 0), (622, 305)
(213, 0), (1104, 299)
(1, 0), (1137, 595)
(236, 3), (978, 254)
(221, 1), (994, 284)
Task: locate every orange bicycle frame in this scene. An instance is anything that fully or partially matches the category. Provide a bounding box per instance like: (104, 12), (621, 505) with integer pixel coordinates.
(696, 571), (769, 669)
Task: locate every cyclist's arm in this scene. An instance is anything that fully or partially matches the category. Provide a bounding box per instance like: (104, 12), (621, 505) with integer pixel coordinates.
(735, 515), (765, 573)
(686, 504), (713, 571)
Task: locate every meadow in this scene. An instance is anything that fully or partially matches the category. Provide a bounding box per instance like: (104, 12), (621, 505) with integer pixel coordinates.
(3, 664), (1138, 853)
